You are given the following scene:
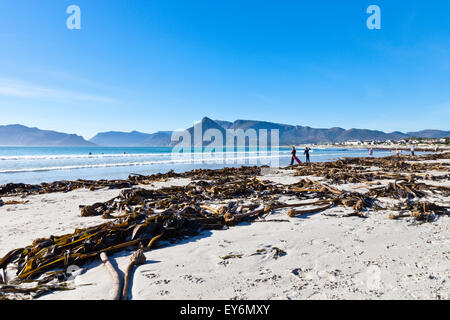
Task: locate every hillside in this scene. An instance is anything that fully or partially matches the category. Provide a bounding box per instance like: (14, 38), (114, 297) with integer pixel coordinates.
(0, 125), (95, 146)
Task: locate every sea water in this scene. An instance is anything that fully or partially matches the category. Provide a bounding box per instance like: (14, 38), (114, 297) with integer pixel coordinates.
(0, 147), (415, 185)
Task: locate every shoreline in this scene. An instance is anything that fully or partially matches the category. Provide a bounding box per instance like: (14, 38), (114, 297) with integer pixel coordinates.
(290, 144), (450, 152)
(0, 147), (419, 186)
(0, 146), (441, 186)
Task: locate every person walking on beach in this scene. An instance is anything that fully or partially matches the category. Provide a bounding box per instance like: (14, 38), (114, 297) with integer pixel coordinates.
(395, 148), (401, 157)
(410, 144), (415, 157)
(304, 147), (311, 165)
(369, 148), (373, 156)
(290, 146), (302, 165)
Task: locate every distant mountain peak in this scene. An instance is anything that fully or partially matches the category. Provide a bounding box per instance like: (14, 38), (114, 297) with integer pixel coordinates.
(199, 117), (219, 124)
(0, 124), (94, 146)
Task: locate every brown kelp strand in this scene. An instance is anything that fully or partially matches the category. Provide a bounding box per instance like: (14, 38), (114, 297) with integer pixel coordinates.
(0, 283), (73, 300)
(0, 199), (29, 206)
(0, 179), (135, 197)
(388, 201), (449, 222)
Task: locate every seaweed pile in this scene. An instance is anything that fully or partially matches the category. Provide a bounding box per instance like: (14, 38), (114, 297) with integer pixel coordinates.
(0, 167), (261, 198)
(0, 179), (135, 197)
(294, 154), (450, 191)
(0, 153), (449, 299)
(292, 153), (450, 221)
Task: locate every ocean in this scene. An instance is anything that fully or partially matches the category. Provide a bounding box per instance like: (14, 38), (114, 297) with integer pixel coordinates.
(0, 146), (413, 185)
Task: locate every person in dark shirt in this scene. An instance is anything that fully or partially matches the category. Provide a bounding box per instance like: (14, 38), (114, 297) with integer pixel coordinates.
(304, 147), (311, 165)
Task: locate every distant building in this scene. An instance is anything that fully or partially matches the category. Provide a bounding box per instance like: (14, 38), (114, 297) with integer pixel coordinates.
(344, 140), (362, 146)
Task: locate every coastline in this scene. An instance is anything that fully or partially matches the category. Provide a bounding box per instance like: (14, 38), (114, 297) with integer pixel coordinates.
(0, 146), (406, 185)
(290, 144), (450, 152)
(0, 152), (449, 300)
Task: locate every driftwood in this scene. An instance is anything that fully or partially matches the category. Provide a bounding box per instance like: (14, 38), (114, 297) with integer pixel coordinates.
(100, 252), (121, 300)
(122, 249), (146, 300)
(286, 203), (334, 217)
(323, 211), (367, 218)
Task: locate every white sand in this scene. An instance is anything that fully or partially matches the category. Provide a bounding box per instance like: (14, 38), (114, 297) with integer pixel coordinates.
(0, 166), (449, 300)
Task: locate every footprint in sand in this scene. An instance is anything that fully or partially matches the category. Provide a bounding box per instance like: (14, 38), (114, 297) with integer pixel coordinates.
(141, 271), (159, 279)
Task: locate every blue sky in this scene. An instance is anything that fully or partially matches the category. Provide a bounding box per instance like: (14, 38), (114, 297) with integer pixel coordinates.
(0, 0), (449, 139)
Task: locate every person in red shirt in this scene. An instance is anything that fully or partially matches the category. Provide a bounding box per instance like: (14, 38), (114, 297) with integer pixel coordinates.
(290, 146), (302, 165)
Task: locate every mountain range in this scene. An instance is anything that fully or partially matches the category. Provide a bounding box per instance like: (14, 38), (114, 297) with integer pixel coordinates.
(0, 124), (95, 146)
(0, 118), (448, 146)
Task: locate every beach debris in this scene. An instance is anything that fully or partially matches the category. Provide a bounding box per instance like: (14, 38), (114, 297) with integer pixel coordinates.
(220, 253), (243, 260)
(122, 249), (146, 300)
(0, 200), (29, 205)
(290, 153), (449, 220)
(0, 179), (135, 198)
(225, 247), (286, 260)
(100, 252), (121, 300)
(0, 268), (5, 284)
(271, 247), (287, 259)
(389, 201), (448, 222)
(286, 203), (334, 217)
(254, 219), (290, 223)
(0, 282), (73, 300)
(323, 211), (367, 218)
(250, 249), (267, 256)
(80, 202), (108, 217)
(388, 213), (411, 220)
(0, 214), (164, 293)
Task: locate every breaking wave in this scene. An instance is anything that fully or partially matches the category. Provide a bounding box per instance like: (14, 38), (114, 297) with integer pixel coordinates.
(0, 153), (291, 174)
(0, 150), (291, 161)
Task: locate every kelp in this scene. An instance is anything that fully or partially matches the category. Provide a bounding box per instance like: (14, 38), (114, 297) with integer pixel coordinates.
(0, 282), (73, 300)
(0, 179), (135, 197)
(0, 201), (269, 299)
(388, 201), (448, 222)
(0, 199), (28, 206)
(294, 153), (450, 183)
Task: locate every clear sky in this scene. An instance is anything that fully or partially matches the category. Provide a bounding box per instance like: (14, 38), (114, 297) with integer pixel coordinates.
(0, 0), (449, 139)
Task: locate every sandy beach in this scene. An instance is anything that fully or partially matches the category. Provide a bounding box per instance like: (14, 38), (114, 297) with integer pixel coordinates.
(0, 153), (449, 300)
